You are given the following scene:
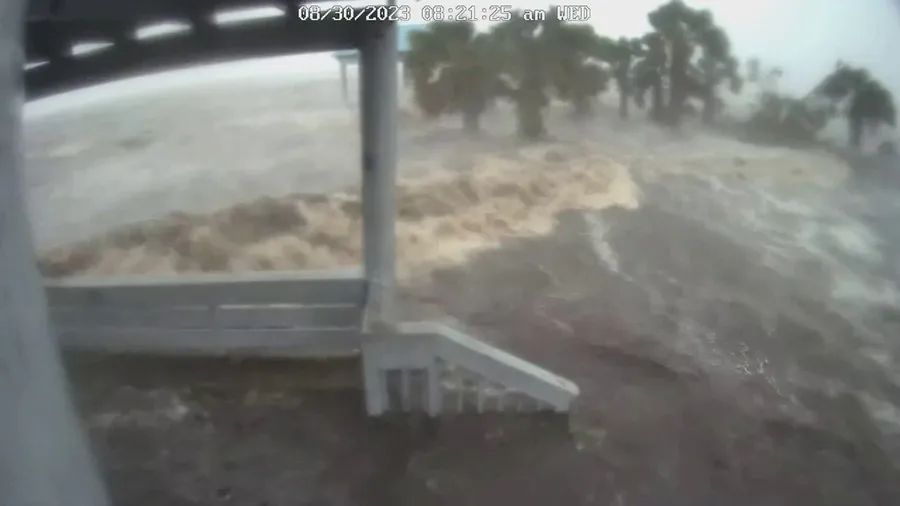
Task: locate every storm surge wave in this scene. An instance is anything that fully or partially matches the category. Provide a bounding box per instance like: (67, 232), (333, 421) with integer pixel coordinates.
(39, 145), (639, 280)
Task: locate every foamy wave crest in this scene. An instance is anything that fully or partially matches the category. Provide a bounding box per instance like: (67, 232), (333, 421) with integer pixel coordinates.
(39, 145), (639, 281)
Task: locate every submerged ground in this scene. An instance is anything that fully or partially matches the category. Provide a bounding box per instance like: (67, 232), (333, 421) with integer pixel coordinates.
(27, 73), (900, 504)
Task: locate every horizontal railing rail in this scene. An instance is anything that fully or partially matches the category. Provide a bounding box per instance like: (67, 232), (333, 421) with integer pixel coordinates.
(46, 268), (367, 357)
(45, 268), (366, 307)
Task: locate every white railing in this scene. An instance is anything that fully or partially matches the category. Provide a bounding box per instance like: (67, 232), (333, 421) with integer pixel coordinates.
(45, 268), (366, 357)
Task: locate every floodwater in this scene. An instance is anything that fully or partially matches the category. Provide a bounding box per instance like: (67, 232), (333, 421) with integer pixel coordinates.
(26, 72), (900, 504)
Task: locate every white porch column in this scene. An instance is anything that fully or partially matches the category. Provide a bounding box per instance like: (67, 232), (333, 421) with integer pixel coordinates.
(0, 2), (110, 505)
(359, 20), (398, 328)
(359, 19), (399, 416)
(339, 60), (349, 103)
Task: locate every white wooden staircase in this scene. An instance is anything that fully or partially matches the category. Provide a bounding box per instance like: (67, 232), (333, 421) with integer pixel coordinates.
(362, 321), (580, 416)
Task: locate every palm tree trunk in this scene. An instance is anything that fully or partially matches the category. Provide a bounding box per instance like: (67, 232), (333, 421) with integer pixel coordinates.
(413, 78), (443, 118)
(571, 95), (592, 119)
(849, 117), (863, 149)
(668, 41), (690, 126)
(462, 108), (480, 132)
(650, 78), (664, 122)
(616, 71), (630, 119)
(702, 85), (715, 124)
(516, 74), (546, 140)
(517, 102), (545, 139)
(516, 87), (545, 140)
(619, 91), (629, 119)
(700, 58), (717, 125)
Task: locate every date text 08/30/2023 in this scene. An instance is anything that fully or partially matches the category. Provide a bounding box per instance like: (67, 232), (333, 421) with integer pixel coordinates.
(296, 4), (592, 23)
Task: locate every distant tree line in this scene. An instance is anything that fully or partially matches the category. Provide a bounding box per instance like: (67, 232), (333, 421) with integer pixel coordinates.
(404, 0), (896, 150)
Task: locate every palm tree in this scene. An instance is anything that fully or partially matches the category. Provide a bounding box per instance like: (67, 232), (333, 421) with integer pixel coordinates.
(597, 37), (641, 119)
(686, 9), (742, 124)
(815, 63), (897, 148)
(647, 0), (695, 125)
(632, 32), (667, 122)
(697, 54), (742, 124)
(490, 11), (552, 139)
(542, 9), (611, 118)
(404, 21), (500, 132)
(405, 26), (449, 118)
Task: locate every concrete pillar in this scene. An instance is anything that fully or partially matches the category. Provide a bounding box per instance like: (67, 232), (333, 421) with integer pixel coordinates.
(0, 2), (110, 505)
(360, 20), (398, 328)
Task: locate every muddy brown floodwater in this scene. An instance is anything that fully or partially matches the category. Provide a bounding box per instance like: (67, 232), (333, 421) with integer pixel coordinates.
(66, 215), (900, 506)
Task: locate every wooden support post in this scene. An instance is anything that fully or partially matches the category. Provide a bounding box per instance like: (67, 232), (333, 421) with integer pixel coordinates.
(0, 1), (110, 505)
(360, 20), (398, 328)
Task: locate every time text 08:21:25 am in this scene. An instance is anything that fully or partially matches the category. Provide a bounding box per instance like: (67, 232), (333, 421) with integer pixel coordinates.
(420, 4), (591, 22)
(297, 4), (592, 23)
